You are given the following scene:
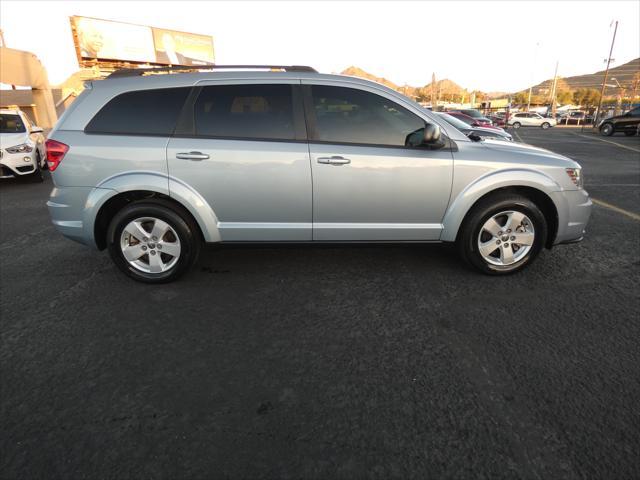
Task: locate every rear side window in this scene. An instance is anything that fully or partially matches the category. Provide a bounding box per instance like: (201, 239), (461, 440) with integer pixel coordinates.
(193, 84), (295, 140)
(86, 88), (190, 135)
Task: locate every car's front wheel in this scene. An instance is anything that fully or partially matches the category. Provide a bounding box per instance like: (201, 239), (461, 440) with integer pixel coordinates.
(600, 123), (614, 136)
(457, 193), (547, 275)
(106, 200), (201, 283)
(541, 122), (551, 129)
(25, 153), (44, 183)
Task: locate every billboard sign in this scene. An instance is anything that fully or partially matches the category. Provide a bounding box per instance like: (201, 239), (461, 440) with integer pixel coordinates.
(70, 16), (214, 66)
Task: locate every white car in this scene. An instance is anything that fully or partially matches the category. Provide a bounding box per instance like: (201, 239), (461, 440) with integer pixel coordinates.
(507, 112), (557, 129)
(0, 109), (47, 182)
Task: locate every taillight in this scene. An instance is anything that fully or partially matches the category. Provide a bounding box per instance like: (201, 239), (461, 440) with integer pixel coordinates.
(45, 139), (69, 172)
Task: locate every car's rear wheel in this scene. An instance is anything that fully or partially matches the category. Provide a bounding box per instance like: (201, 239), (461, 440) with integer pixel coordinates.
(512, 122), (521, 129)
(457, 193), (547, 275)
(600, 123), (614, 136)
(541, 122), (551, 129)
(106, 200), (201, 283)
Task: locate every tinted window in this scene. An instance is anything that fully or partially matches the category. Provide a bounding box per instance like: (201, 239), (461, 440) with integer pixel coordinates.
(514, 113), (525, 118)
(0, 114), (26, 133)
(629, 108), (640, 117)
(86, 88), (189, 135)
(194, 84), (295, 140)
(310, 85), (425, 146)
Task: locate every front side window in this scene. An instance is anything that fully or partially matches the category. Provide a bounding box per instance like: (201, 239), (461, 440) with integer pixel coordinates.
(0, 114), (27, 133)
(310, 85), (425, 147)
(194, 84), (295, 140)
(86, 87), (190, 135)
(629, 108), (640, 117)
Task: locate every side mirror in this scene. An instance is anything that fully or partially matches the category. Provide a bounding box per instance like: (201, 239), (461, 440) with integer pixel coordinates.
(423, 123), (441, 143)
(405, 123), (444, 149)
(31, 126), (44, 134)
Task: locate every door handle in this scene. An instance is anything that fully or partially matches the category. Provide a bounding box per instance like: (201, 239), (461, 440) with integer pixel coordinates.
(317, 156), (351, 165)
(176, 151), (209, 161)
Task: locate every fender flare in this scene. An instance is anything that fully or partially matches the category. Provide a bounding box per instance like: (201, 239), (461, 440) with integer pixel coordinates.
(85, 171), (221, 246)
(440, 168), (562, 242)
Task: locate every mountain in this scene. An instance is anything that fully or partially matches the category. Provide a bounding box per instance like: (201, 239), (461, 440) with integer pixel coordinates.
(529, 57), (639, 96)
(340, 66), (467, 99)
(340, 66), (401, 90)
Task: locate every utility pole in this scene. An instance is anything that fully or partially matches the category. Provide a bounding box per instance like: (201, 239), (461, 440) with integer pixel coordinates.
(431, 72), (436, 110)
(527, 42), (540, 112)
(594, 20), (618, 127)
(550, 61), (559, 118)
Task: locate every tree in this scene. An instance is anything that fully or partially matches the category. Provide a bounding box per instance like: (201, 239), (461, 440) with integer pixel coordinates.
(556, 90), (572, 104)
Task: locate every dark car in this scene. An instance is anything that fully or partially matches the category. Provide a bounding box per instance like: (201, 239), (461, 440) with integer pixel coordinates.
(598, 107), (640, 136)
(446, 111), (503, 130)
(454, 109), (493, 125)
(558, 111), (593, 125)
(487, 115), (506, 127)
(437, 112), (513, 141)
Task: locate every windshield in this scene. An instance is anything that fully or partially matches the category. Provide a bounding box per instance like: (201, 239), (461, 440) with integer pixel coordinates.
(0, 114), (26, 133)
(438, 113), (470, 131)
(461, 109), (482, 118)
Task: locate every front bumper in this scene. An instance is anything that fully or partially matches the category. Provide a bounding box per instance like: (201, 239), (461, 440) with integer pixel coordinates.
(0, 150), (38, 178)
(550, 189), (592, 245)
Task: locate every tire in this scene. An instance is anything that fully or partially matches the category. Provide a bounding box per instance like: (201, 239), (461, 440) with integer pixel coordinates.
(600, 123), (614, 136)
(624, 131), (635, 136)
(541, 122), (551, 129)
(457, 193), (547, 275)
(512, 122), (521, 129)
(106, 200), (201, 283)
(25, 153), (44, 183)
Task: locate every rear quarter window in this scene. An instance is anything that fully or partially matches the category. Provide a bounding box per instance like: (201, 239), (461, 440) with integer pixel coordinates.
(85, 87), (190, 136)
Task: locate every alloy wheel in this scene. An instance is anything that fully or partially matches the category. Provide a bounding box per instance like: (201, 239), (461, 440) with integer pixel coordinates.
(120, 217), (181, 273)
(477, 210), (535, 266)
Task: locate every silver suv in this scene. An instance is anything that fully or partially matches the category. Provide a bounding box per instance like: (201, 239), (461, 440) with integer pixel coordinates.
(46, 65), (591, 282)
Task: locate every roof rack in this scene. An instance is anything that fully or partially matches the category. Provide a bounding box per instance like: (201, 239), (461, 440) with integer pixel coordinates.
(107, 64), (317, 79)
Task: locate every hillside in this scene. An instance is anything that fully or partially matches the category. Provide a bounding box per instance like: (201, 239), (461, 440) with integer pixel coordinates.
(340, 66), (401, 90)
(530, 57), (639, 96)
(340, 66), (467, 100)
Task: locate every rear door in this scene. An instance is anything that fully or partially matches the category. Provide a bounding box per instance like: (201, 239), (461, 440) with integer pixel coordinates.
(303, 82), (453, 241)
(167, 81), (312, 241)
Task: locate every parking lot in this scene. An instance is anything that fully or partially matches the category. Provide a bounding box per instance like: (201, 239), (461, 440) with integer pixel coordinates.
(1, 127), (639, 479)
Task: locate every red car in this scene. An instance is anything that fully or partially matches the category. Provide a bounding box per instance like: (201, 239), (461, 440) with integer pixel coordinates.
(446, 112), (503, 130)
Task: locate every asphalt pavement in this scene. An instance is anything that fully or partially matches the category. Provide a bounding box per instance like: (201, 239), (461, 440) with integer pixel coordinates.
(1, 128), (639, 479)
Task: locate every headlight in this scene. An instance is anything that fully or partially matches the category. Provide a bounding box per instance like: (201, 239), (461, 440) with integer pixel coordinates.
(565, 168), (583, 188)
(5, 143), (33, 154)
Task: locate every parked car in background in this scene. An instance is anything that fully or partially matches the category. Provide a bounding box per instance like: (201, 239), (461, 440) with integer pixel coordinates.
(487, 115), (506, 127)
(454, 109), (494, 125)
(0, 109), (46, 182)
(437, 112), (513, 141)
(557, 111), (593, 125)
(507, 112), (557, 129)
(446, 112), (503, 131)
(597, 106), (640, 136)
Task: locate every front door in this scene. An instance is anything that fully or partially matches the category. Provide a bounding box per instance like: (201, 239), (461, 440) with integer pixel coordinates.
(303, 83), (454, 241)
(167, 82), (312, 241)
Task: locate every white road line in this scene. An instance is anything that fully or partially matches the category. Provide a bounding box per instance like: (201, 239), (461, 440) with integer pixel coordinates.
(572, 133), (640, 153)
(592, 198), (640, 221)
(512, 129), (523, 143)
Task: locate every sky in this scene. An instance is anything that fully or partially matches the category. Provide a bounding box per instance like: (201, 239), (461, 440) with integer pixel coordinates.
(1, 0), (639, 92)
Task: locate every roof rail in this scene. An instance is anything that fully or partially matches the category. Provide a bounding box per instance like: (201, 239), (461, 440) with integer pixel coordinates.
(107, 65), (317, 79)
